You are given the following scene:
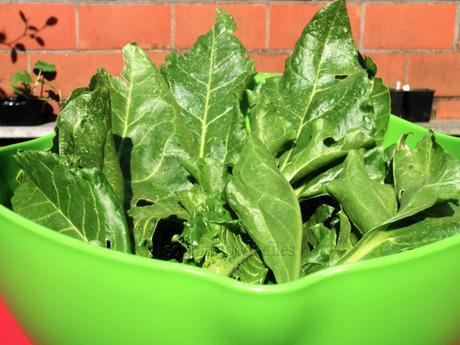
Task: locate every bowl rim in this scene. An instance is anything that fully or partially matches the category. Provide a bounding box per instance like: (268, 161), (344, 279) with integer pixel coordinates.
(1, 129), (460, 295)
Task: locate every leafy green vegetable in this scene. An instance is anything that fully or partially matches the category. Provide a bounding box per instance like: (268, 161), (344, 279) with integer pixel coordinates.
(227, 137), (303, 283)
(327, 150), (397, 234)
(9, 0), (460, 285)
(12, 151), (131, 252)
(387, 131), (460, 223)
(250, 0), (389, 184)
(340, 202), (460, 264)
(161, 9), (253, 165)
(109, 43), (193, 207)
(56, 71), (124, 201)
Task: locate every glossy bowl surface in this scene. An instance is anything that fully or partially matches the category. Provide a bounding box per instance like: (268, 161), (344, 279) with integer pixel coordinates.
(1, 116), (460, 345)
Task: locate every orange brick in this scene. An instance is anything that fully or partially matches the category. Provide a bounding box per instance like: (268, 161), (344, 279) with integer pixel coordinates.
(175, 4), (266, 50)
(269, 4), (360, 50)
(251, 53), (288, 73)
(29, 53), (123, 98)
(79, 4), (170, 50)
(366, 53), (405, 88)
(408, 54), (460, 97)
(0, 53), (27, 95)
(149, 51), (169, 66)
(435, 99), (460, 120)
(364, 4), (456, 49)
(0, 3), (76, 49)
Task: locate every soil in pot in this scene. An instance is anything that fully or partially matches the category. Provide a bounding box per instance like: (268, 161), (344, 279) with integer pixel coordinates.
(0, 98), (54, 126)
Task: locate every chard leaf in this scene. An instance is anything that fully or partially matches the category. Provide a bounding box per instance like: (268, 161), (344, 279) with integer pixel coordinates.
(386, 132), (460, 223)
(341, 202), (460, 264)
(161, 9), (253, 164)
(296, 146), (387, 199)
(110, 43), (193, 207)
(12, 151), (131, 252)
(176, 197), (267, 284)
(129, 200), (189, 257)
(56, 71), (124, 201)
(227, 137), (303, 283)
(250, 0), (389, 183)
(181, 157), (228, 199)
(327, 150), (397, 234)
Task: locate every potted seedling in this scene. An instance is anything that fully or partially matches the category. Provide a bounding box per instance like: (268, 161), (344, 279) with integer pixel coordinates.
(0, 60), (60, 126)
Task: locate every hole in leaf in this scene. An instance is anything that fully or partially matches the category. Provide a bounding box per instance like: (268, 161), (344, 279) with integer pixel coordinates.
(136, 199), (153, 207)
(187, 174), (197, 184)
(335, 74), (348, 80)
(323, 137), (336, 147)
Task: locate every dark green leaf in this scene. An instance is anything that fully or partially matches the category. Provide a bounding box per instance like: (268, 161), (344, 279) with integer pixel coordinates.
(227, 137), (303, 283)
(110, 43), (193, 207)
(56, 71), (124, 201)
(161, 9), (253, 165)
(250, 0), (389, 184)
(341, 202), (460, 264)
(327, 150), (397, 234)
(386, 132), (460, 223)
(12, 151), (131, 252)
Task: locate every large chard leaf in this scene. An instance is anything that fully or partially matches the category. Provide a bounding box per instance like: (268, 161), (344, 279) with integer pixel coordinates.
(227, 137), (303, 283)
(340, 202), (460, 264)
(56, 71), (124, 201)
(161, 9), (253, 165)
(250, 0), (389, 183)
(175, 197), (267, 284)
(110, 43), (193, 207)
(296, 146), (387, 199)
(327, 150), (397, 234)
(12, 151), (131, 252)
(386, 132), (460, 224)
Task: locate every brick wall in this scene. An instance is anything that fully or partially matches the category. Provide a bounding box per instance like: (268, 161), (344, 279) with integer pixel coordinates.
(0, 0), (459, 119)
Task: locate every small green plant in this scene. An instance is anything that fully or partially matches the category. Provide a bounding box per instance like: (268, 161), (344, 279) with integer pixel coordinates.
(10, 60), (60, 105)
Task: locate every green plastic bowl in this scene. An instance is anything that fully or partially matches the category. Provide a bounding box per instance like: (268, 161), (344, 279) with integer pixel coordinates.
(1, 116), (460, 345)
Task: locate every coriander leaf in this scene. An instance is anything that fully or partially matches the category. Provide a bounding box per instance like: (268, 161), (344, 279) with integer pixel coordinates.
(176, 196), (267, 283)
(129, 200), (189, 257)
(327, 150), (397, 234)
(56, 71), (124, 201)
(227, 136), (303, 283)
(12, 151), (131, 252)
(161, 9), (253, 165)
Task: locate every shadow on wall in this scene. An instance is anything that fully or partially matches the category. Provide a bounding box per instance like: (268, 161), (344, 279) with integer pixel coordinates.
(0, 10), (57, 63)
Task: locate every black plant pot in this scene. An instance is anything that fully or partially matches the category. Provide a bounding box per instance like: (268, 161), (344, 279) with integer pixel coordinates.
(402, 89), (434, 123)
(390, 90), (404, 116)
(0, 98), (54, 126)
